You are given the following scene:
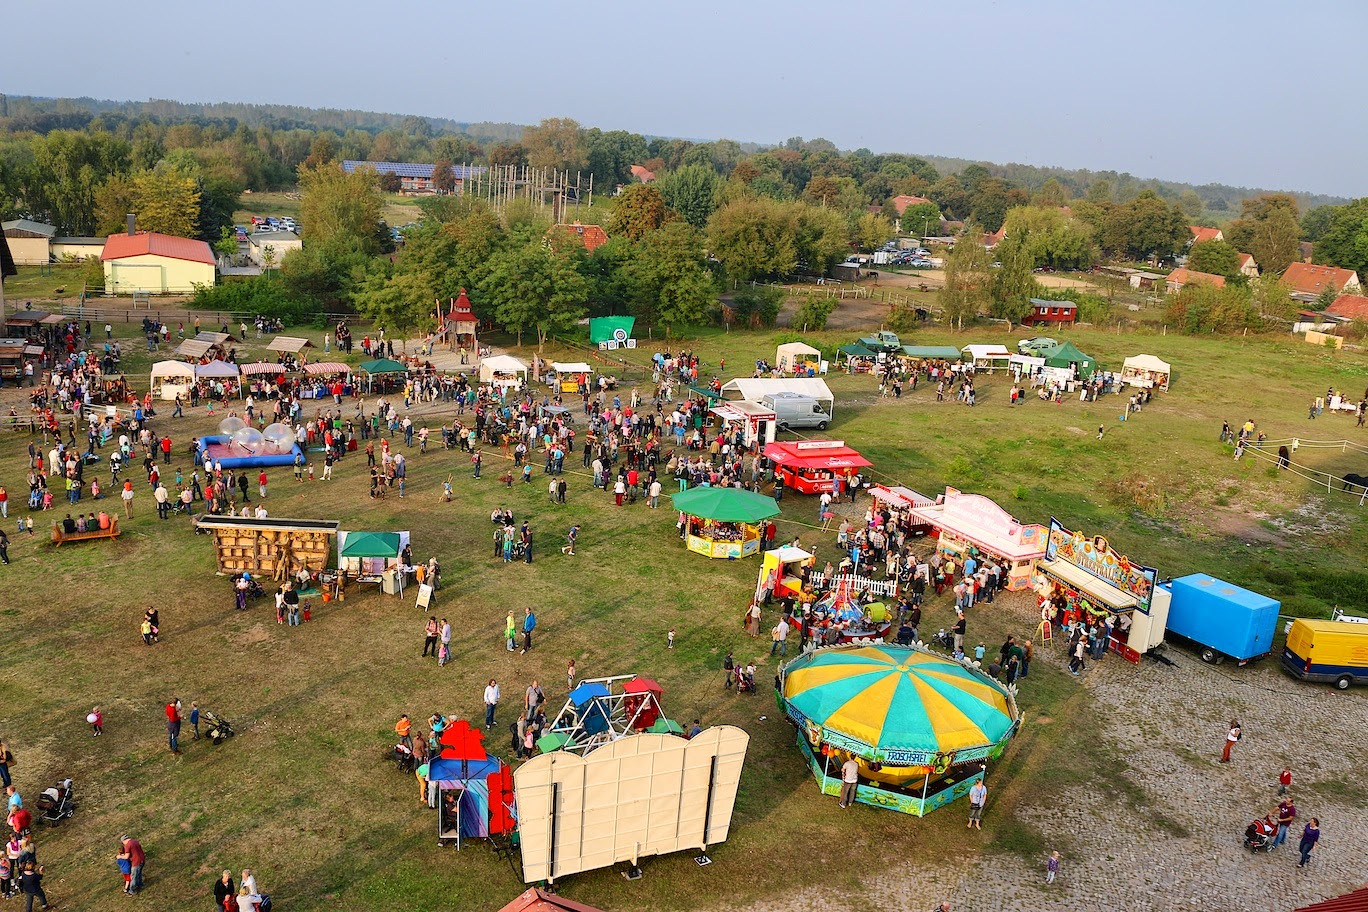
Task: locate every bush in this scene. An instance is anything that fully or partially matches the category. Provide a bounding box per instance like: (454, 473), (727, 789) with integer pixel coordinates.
(728, 286), (784, 328)
(793, 298), (836, 331)
(82, 256), (105, 289)
(188, 277), (309, 324)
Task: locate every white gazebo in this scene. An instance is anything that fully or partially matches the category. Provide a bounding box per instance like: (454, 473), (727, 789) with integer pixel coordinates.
(1121, 354), (1172, 391)
(150, 360), (195, 400)
(479, 354), (529, 389)
(775, 342), (822, 373)
(962, 344), (1013, 369)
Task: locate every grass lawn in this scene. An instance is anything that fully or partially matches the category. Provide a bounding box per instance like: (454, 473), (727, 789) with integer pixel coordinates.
(233, 191), (422, 232)
(2, 264), (98, 306)
(1, 321), (1365, 911)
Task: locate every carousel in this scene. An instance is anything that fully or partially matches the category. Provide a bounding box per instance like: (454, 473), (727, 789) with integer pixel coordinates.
(672, 487), (780, 560)
(779, 643), (1021, 816)
(540, 674), (679, 755)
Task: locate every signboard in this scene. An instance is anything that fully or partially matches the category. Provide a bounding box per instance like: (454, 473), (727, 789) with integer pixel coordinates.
(795, 439), (845, 450)
(589, 316), (636, 345)
(1045, 518), (1157, 614)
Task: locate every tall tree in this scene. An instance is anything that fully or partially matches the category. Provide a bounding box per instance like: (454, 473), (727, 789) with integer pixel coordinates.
(707, 197), (798, 282)
(430, 160), (456, 195)
(855, 212), (894, 251)
(1312, 198), (1368, 278)
(656, 164), (719, 229)
(522, 118), (586, 172)
(1032, 178), (1069, 208)
(298, 161), (385, 254)
(487, 143), (527, 169)
(1187, 239), (1241, 279)
(988, 234), (1038, 324)
(1100, 191), (1188, 261)
(626, 222), (716, 330)
(941, 229), (992, 330)
(607, 184), (672, 241)
(900, 201), (942, 239)
(1225, 194), (1302, 275)
(1300, 204), (1338, 242)
(130, 161), (201, 237)
(479, 230), (589, 347)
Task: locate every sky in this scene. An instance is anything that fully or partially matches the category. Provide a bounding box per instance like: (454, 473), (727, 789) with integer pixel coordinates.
(7, 0), (1367, 198)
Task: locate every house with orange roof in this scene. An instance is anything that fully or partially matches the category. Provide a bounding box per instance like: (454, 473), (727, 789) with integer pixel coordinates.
(548, 222), (610, 254)
(889, 194), (936, 233)
(1327, 293), (1368, 322)
(1188, 226), (1224, 245)
(1281, 262), (1362, 301)
(1235, 252), (1258, 278)
(629, 164), (656, 184)
(1165, 268), (1226, 294)
(101, 217), (216, 294)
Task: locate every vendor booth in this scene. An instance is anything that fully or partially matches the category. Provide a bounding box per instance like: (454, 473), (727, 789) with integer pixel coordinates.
(1036, 518), (1159, 663)
(909, 487), (1046, 591)
(672, 487), (779, 559)
(480, 354), (529, 389)
(195, 359), (240, 380)
(776, 342), (822, 374)
(757, 546), (816, 604)
(427, 719), (516, 850)
(721, 377), (834, 417)
(710, 399), (777, 448)
(780, 644), (1021, 816)
(1120, 354), (1171, 391)
(359, 358), (406, 393)
(548, 361), (594, 394)
(838, 342), (877, 373)
(764, 440), (870, 495)
(961, 344), (1013, 370)
(150, 360), (195, 400)
(1038, 341), (1096, 386)
(338, 530), (411, 594)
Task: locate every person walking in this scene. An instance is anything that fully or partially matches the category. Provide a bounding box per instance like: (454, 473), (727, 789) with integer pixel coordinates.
(0, 529), (9, 566)
(1220, 719), (1241, 763)
(521, 607), (536, 653)
(837, 756), (859, 809)
(422, 616), (439, 658)
(967, 779), (987, 829)
(483, 679), (500, 729)
(560, 524), (578, 555)
(1273, 797), (1297, 848)
(1297, 818), (1320, 868)
(165, 699), (182, 754)
(1046, 851), (1060, 884)
(505, 612), (517, 652)
(770, 617), (789, 657)
(121, 834), (145, 894)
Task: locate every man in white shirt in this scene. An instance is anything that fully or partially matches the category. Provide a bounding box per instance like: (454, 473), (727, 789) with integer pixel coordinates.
(838, 757), (860, 808)
(483, 679), (500, 729)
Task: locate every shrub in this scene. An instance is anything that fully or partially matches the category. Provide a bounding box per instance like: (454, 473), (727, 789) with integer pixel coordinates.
(188, 276), (309, 324)
(793, 298), (836, 331)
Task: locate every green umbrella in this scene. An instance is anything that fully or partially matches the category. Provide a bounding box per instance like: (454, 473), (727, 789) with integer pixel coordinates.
(670, 487), (781, 523)
(536, 732), (576, 753)
(647, 718), (684, 734)
(359, 358), (408, 374)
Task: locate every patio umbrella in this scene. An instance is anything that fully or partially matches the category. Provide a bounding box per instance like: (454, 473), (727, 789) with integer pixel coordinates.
(670, 487), (781, 523)
(782, 644), (1017, 760)
(646, 718), (683, 734)
(536, 732), (576, 753)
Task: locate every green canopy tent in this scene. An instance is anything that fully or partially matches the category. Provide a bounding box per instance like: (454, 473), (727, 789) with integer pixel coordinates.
(339, 530), (407, 594)
(900, 345), (963, 361)
(340, 531), (402, 557)
(1040, 341), (1095, 373)
(838, 342), (876, 359)
(671, 487), (780, 560)
(359, 358), (408, 393)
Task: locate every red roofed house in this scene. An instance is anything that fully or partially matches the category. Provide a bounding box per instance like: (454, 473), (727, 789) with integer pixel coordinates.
(1165, 268), (1226, 294)
(1189, 226), (1224, 245)
(983, 226), (1006, 249)
(496, 888), (608, 912)
(1327, 293), (1368, 322)
(1292, 885), (1368, 912)
(629, 165), (656, 184)
(1235, 252), (1259, 278)
(1282, 262), (1362, 301)
(889, 194), (934, 233)
(548, 222), (610, 254)
(101, 217), (216, 294)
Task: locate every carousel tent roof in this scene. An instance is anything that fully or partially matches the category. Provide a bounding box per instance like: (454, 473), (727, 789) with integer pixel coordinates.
(783, 644), (1017, 757)
(671, 487), (782, 523)
(149, 360), (195, 379)
(194, 360), (240, 378)
(358, 358), (406, 374)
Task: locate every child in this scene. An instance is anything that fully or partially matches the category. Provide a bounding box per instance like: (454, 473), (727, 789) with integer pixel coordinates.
(668, 628), (675, 649)
(974, 643), (986, 663)
(88, 707), (103, 736)
(437, 641), (450, 667)
(302, 601), (312, 622)
(1279, 768), (1293, 796)
(1046, 851), (1060, 884)
(0, 854), (11, 898)
(567, 659), (576, 691)
(24, 517), (33, 536)
(189, 702), (200, 740)
(140, 618), (155, 646)
(290, 602), (301, 626)
(307, 464), (315, 481)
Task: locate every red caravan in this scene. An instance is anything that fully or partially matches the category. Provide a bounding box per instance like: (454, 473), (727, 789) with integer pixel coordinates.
(763, 440), (871, 495)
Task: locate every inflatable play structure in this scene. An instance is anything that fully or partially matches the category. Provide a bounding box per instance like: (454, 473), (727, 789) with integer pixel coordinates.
(540, 675), (673, 755)
(779, 643), (1021, 816)
(197, 417), (303, 469)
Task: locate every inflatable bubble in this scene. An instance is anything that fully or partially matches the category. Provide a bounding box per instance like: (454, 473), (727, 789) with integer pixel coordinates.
(233, 427), (265, 451)
(219, 416), (247, 436)
(262, 423), (295, 452)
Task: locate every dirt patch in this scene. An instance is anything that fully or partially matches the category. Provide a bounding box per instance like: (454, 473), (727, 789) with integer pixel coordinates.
(237, 624), (271, 647)
(1203, 508), (1280, 545)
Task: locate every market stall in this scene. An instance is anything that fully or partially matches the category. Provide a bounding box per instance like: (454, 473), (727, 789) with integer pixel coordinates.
(838, 342), (877, 373)
(763, 440), (871, 495)
(757, 546), (816, 604)
(338, 530), (411, 595)
(1035, 518), (1159, 663)
(908, 487), (1046, 591)
(672, 487), (780, 559)
(1037, 341), (1096, 387)
(479, 354), (529, 389)
(779, 643), (1021, 816)
(358, 358), (407, 393)
(869, 483), (935, 536)
(776, 342), (822, 374)
(961, 344), (1013, 370)
(547, 361), (594, 394)
(709, 399), (777, 448)
(195, 359), (240, 380)
(1120, 354), (1171, 391)
(150, 360), (195, 400)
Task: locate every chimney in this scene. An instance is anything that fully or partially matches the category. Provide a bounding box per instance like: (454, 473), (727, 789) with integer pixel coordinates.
(127, 213), (136, 237)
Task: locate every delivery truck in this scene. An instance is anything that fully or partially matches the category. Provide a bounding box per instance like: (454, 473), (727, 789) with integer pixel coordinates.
(1152, 574), (1280, 665)
(1281, 618), (1368, 690)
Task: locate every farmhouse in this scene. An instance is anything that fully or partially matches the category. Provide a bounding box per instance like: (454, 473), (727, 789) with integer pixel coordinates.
(102, 225), (215, 295)
(1165, 268), (1226, 294)
(248, 230), (302, 269)
(341, 160), (485, 195)
(1327, 294), (1368, 322)
(548, 222), (609, 254)
(1235, 252), (1259, 278)
(1281, 262), (1361, 302)
(1022, 298), (1077, 327)
(1188, 226), (1224, 244)
(629, 164), (656, 183)
(1, 219), (56, 265)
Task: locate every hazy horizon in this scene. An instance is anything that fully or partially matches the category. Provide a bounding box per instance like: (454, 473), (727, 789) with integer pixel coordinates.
(5, 0), (1365, 198)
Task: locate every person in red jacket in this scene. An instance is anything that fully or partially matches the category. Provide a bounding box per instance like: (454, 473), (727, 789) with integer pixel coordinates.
(160, 435), (173, 464)
(121, 834), (145, 894)
(165, 699), (182, 754)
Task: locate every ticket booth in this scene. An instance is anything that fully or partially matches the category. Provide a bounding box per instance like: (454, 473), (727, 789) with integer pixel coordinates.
(763, 440), (871, 495)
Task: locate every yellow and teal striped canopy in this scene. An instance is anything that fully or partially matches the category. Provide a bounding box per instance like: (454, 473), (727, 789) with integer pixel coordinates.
(783, 644), (1016, 756)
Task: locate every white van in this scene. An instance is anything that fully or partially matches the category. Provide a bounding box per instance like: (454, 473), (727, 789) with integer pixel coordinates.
(762, 392), (832, 430)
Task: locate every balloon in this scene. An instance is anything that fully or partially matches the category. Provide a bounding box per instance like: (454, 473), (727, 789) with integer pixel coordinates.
(233, 427), (264, 451)
(218, 417), (246, 436)
(262, 423), (295, 452)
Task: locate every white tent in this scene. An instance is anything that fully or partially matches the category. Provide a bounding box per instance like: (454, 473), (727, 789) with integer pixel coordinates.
(962, 344), (1013, 367)
(775, 342), (821, 371)
(550, 361), (594, 374)
(720, 377), (834, 413)
(479, 354), (529, 388)
(150, 360), (195, 400)
(195, 360), (241, 379)
(1121, 354), (1172, 391)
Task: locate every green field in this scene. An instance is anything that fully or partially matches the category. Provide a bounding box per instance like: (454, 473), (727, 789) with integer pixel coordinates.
(0, 322), (1364, 911)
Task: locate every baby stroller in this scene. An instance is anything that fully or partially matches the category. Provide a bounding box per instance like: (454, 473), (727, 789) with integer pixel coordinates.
(202, 709), (235, 744)
(1244, 816), (1276, 852)
(931, 628), (955, 650)
(734, 667), (756, 694)
(393, 743), (415, 773)
(36, 779), (75, 825)
(232, 573), (266, 600)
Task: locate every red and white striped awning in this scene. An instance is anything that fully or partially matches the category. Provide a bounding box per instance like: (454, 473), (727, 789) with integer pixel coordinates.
(304, 361), (350, 375)
(241, 362), (288, 376)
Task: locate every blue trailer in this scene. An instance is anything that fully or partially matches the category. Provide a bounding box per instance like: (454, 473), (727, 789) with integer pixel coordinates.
(1154, 574), (1280, 665)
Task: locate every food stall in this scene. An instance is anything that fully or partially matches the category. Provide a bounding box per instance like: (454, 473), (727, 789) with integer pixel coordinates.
(1037, 341), (1096, 389)
(775, 342), (822, 374)
(548, 361), (595, 394)
(1120, 354), (1171, 391)
(671, 487), (779, 560)
(150, 360), (195, 400)
(757, 546), (816, 604)
(869, 484), (935, 536)
(710, 399), (777, 448)
(908, 487), (1046, 591)
(479, 354), (529, 389)
(961, 344), (1013, 371)
(1035, 518), (1159, 663)
(338, 530), (411, 595)
(763, 440), (871, 495)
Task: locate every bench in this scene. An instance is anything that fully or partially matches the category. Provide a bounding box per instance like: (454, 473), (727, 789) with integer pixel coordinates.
(51, 516), (121, 546)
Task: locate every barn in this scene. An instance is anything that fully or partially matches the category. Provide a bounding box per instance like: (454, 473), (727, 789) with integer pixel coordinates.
(102, 229), (216, 295)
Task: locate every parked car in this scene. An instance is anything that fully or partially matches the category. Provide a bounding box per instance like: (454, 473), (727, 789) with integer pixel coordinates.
(250, 215), (265, 226)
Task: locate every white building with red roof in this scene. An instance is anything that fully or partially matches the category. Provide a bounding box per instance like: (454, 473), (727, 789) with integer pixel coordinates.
(1281, 262), (1361, 301)
(102, 222), (216, 294)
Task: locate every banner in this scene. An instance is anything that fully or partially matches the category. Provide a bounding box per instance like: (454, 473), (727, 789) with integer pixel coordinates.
(589, 316), (635, 345)
(1045, 518), (1157, 613)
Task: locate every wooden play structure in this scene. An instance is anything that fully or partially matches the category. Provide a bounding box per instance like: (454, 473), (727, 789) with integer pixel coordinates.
(51, 516), (121, 546)
(194, 515), (339, 579)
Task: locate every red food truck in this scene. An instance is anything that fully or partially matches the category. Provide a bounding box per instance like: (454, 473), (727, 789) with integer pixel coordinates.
(764, 440), (872, 495)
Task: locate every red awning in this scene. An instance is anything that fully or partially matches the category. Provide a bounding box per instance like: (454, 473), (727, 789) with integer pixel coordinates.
(764, 441), (871, 471)
(241, 362), (287, 376)
(304, 361), (350, 375)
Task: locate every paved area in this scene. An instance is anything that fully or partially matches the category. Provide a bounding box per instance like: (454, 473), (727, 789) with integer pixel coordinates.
(717, 592), (1366, 912)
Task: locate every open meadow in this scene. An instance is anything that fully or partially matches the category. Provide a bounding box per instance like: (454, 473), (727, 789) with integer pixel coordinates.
(0, 320), (1364, 912)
